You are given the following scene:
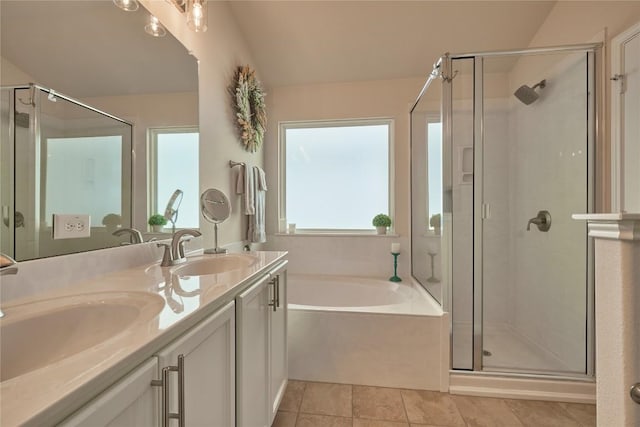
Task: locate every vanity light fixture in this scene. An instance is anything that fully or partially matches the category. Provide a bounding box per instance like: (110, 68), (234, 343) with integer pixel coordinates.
(145, 15), (167, 38)
(186, 0), (208, 33)
(113, 0), (139, 12)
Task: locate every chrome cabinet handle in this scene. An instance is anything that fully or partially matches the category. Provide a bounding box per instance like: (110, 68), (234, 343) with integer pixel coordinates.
(275, 275), (281, 308)
(268, 277), (277, 312)
(177, 354), (185, 426)
(631, 383), (640, 404)
(151, 355), (185, 427)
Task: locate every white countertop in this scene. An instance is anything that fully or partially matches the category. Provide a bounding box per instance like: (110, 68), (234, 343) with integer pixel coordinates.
(572, 213), (640, 221)
(0, 250), (287, 426)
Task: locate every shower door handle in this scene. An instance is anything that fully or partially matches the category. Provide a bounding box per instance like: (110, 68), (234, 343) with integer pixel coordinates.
(526, 210), (551, 232)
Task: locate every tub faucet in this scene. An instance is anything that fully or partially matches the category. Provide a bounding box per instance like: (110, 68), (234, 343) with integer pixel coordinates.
(0, 253), (18, 318)
(112, 228), (144, 244)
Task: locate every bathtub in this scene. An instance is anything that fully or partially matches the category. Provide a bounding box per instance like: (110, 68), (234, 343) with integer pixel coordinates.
(287, 274), (449, 391)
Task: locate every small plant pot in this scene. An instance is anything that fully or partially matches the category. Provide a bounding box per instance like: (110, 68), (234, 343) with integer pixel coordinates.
(151, 225), (164, 233)
(376, 226), (388, 235)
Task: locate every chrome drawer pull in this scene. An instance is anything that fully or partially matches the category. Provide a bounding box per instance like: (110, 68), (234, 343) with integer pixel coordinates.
(151, 355), (185, 427)
(268, 277), (277, 312)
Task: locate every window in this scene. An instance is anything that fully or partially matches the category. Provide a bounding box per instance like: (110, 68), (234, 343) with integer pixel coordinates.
(280, 119), (392, 232)
(149, 127), (199, 229)
(427, 121), (442, 229)
(45, 135), (123, 226)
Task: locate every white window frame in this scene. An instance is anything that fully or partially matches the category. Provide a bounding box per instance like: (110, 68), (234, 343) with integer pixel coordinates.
(278, 118), (395, 234)
(147, 126), (199, 227)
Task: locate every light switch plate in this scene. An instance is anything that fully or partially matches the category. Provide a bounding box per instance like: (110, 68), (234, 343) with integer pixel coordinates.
(53, 214), (91, 239)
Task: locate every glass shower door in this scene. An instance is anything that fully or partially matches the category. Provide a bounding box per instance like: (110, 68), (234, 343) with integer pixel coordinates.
(478, 51), (593, 375)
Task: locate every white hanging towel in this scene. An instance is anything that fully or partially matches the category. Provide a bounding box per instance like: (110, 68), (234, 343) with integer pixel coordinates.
(248, 166), (267, 243)
(235, 163), (255, 215)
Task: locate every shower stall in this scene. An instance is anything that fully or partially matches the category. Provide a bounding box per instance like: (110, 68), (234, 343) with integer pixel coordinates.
(411, 44), (600, 380)
(1, 84), (132, 261)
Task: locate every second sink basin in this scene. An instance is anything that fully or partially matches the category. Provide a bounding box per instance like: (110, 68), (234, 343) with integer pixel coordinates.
(0, 291), (164, 382)
(173, 254), (258, 277)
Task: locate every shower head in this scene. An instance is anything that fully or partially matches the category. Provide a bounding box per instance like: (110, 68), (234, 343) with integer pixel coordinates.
(514, 79), (546, 105)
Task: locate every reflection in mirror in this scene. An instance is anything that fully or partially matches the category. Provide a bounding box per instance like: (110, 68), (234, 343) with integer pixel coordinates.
(164, 189), (184, 234)
(151, 128), (200, 230)
(411, 65), (445, 305)
(3, 85), (132, 261)
(1, 1), (198, 260)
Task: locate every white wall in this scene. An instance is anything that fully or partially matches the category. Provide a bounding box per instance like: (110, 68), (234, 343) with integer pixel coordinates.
(263, 78), (422, 277)
(84, 92), (198, 231)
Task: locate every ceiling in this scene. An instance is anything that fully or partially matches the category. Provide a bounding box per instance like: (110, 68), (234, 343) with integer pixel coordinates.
(228, 1), (557, 87)
(1, 1), (557, 96)
(0, 1), (198, 98)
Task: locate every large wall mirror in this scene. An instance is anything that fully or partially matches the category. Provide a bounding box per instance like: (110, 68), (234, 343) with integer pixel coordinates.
(1, 1), (198, 261)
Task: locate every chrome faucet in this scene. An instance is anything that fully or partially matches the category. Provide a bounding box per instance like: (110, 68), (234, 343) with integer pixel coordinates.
(112, 228), (144, 244)
(157, 229), (202, 267)
(0, 253), (18, 318)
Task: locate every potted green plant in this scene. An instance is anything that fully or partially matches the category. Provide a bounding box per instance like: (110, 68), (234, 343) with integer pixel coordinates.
(148, 213), (168, 232)
(372, 213), (392, 235)
(430, 213), (441, 235)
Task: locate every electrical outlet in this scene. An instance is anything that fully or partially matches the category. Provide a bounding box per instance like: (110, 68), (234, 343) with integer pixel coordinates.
(53, 214), (91, 239)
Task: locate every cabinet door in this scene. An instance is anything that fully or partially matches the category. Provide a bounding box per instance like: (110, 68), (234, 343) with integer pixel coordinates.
(236, 275), (271, 427)
(156, 301), (235, 427)
(269, 271), (288, 424)
(58, 358), (158, 427)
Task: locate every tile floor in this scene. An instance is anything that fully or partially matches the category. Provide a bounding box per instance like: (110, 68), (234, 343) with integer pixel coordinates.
(272, 380), (596, 427)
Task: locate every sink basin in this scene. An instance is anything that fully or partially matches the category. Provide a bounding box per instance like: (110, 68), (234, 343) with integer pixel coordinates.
(0, 291), (164, 382)
(173, 254), (258, 277)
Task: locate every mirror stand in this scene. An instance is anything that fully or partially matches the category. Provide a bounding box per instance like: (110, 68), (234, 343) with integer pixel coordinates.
(204, 223), (227, 254)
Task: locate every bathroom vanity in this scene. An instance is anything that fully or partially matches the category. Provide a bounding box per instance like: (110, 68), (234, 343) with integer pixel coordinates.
(0, 251), (287, 427)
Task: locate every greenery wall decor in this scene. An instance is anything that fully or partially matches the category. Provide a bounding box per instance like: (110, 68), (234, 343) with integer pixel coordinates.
(233, 65), (266, 152)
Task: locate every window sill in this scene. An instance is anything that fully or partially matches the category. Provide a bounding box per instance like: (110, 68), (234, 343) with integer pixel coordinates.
(273, 232), (400, 238)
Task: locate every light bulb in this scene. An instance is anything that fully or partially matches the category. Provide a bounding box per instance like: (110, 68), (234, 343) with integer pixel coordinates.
(145, 15), (167, 37)
(187, 0), (208, 32)
(113, 0), (139, 12)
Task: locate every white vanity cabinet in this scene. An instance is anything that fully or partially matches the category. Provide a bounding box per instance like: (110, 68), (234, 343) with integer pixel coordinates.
(268, 267), (288, 423)
(236, 264), (288, 427)
(236, 274), (271, 427)
(155, 301), (236, 427)
(55, 257), (287, 427)
(58, 358), (159, 426)
(59, 301), (235, 427)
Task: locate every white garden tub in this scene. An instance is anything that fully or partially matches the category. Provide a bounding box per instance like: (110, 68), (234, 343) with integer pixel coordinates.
(287, 274), (449, 390)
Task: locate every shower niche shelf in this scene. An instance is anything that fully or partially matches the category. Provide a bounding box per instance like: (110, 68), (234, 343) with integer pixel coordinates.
(457, 146), (473, 185)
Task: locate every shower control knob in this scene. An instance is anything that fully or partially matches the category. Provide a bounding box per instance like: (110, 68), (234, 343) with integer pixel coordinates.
(631, 383), (640, 405)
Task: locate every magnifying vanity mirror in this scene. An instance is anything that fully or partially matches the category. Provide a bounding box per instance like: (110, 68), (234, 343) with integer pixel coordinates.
(164, 189), (184, 233)
(200, 189), (231, 254)
(1, 1), (198, 261)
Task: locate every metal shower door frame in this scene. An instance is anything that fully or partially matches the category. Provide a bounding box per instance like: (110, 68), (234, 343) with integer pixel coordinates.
(440, 43), (601, 377)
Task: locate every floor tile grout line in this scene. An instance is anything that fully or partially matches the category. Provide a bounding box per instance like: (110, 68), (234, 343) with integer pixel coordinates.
(556, 402), (590, 427)
(350, 383), (354, 419)
(503, 399), (532, 427)
(398, 389), (412, 425)
(297, 381), (308, 413)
